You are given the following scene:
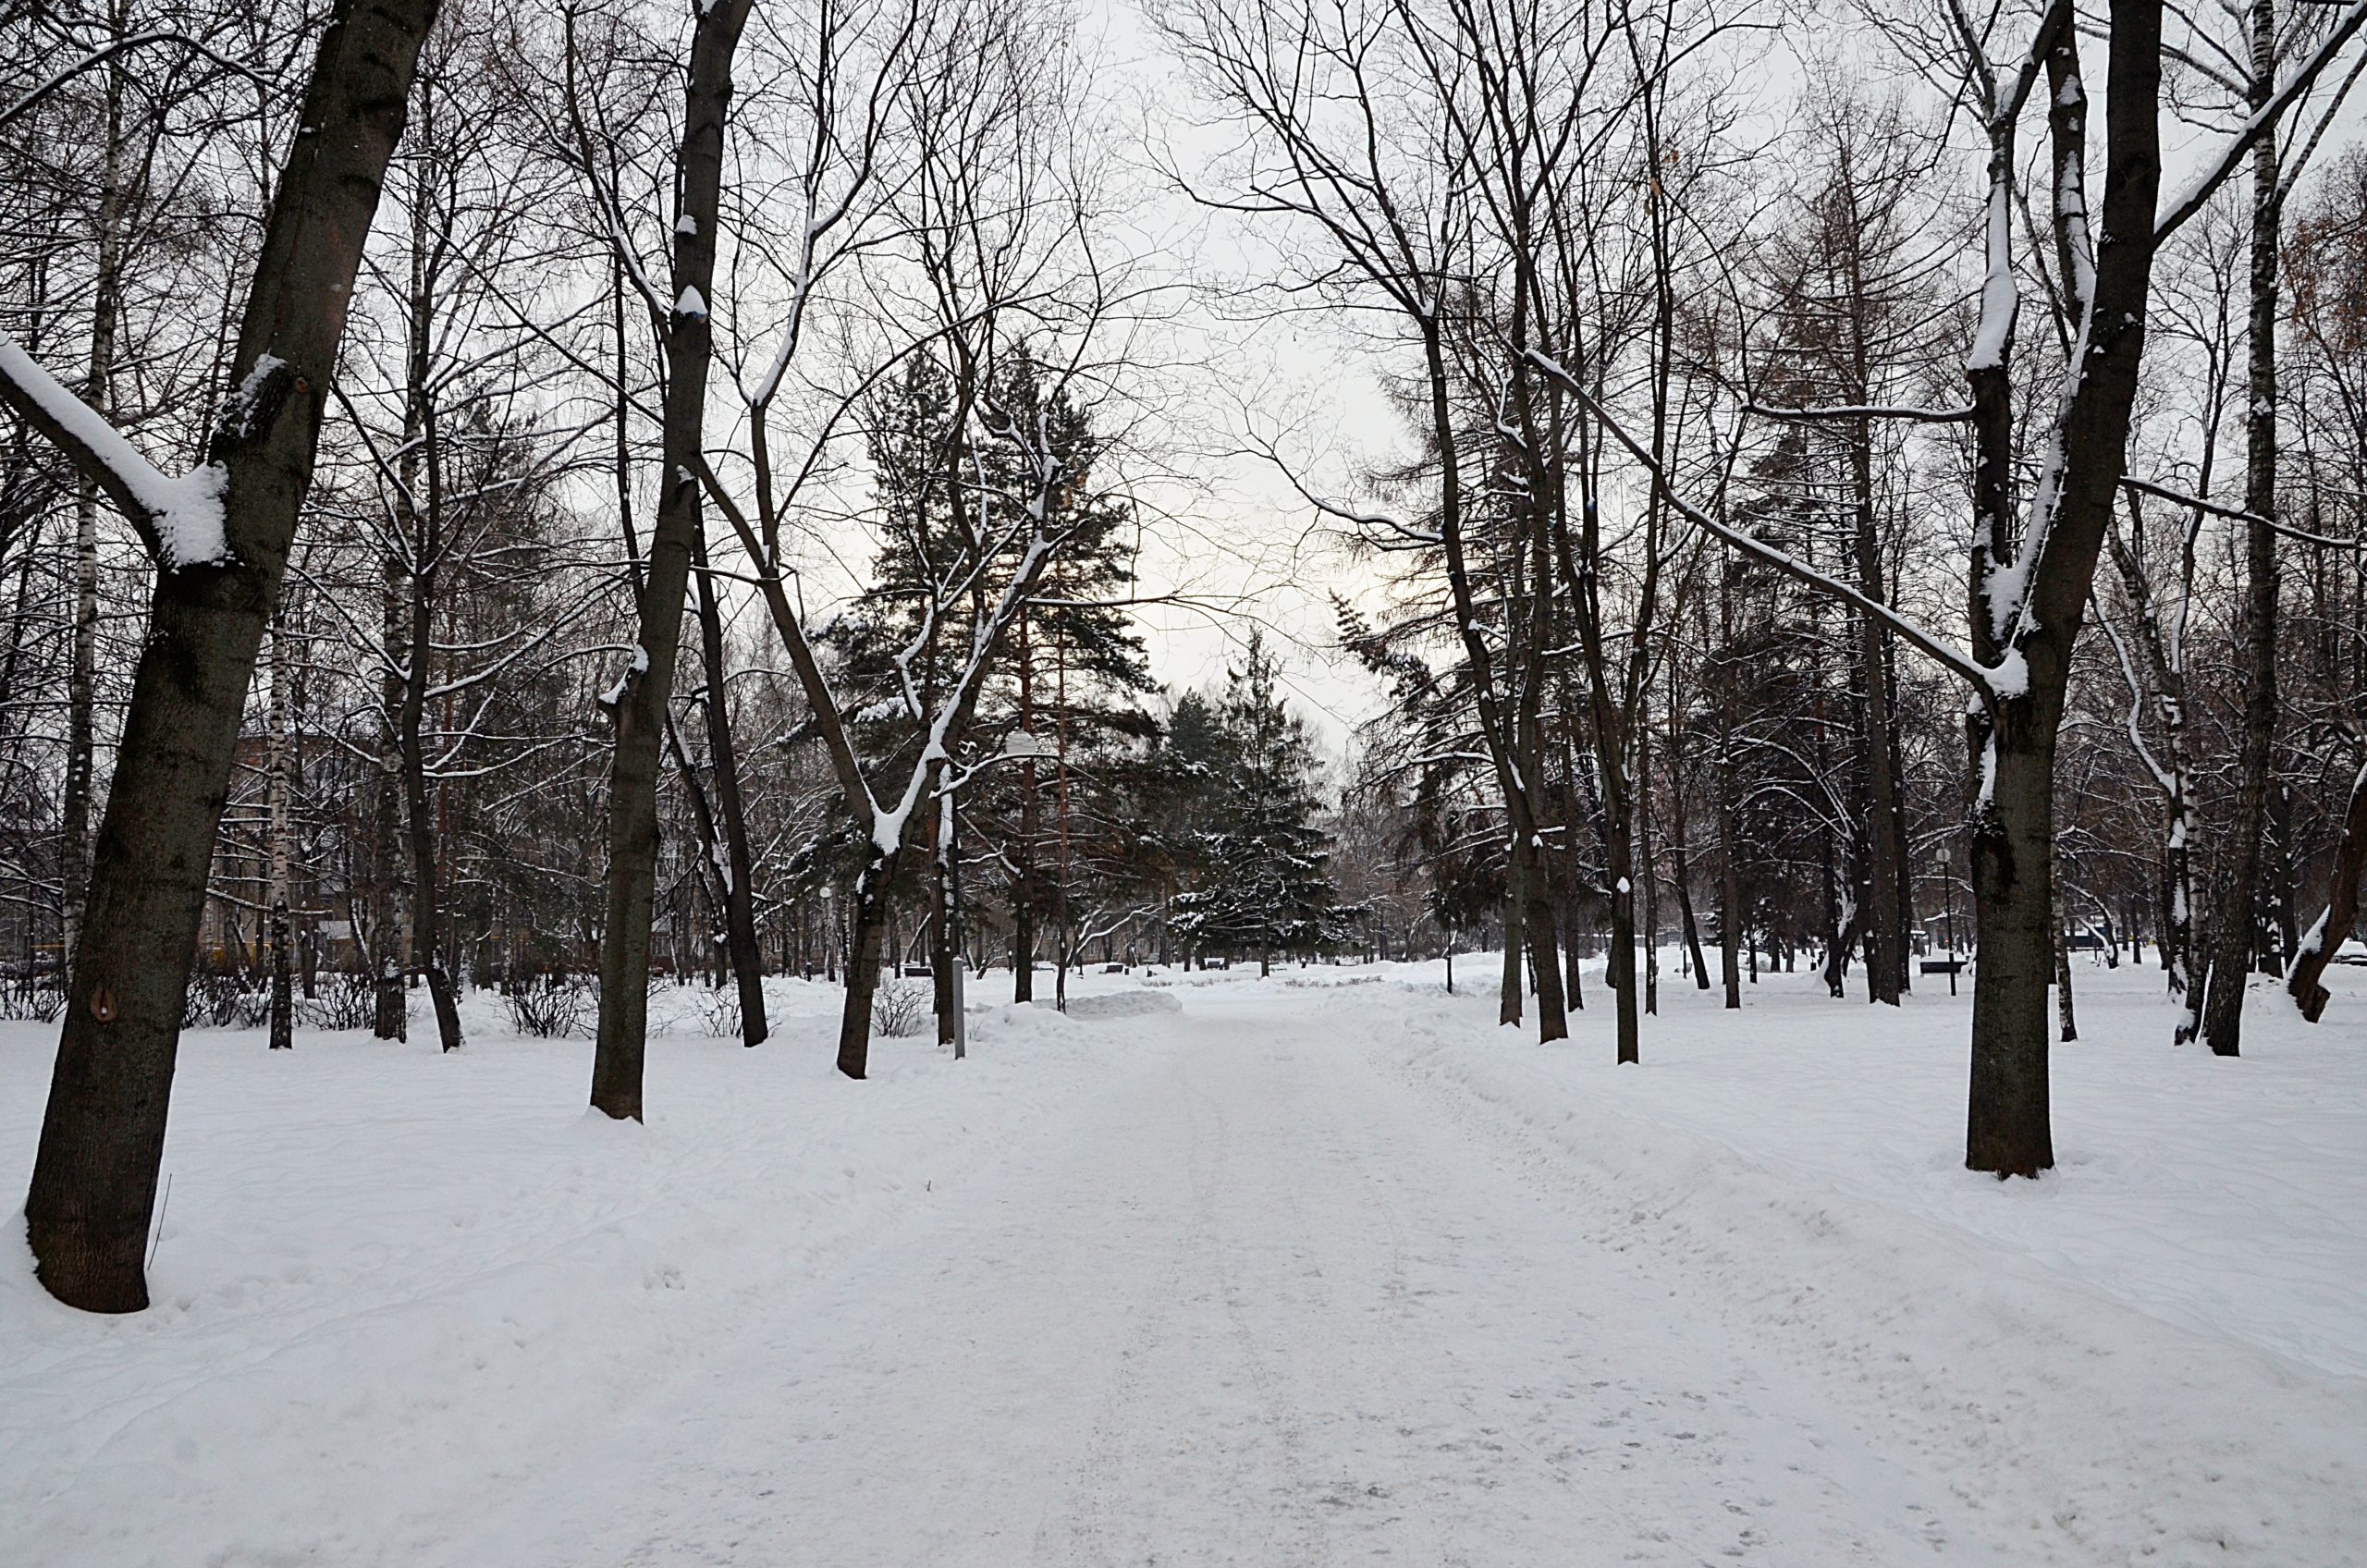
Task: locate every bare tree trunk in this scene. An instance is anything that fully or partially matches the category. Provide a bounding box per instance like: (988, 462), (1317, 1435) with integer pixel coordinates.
(1717, 572), (1743, 1011)
(2288, 761), (2367, 1021)
(399, 544), (460, 1052)
(1012, 613), (1036, 1004)
(267, 604), (293, 1050)
(61, 36), (125, 970)
(13, 0), (442, 1310)
(1498, 875), (1524, 1026)
(371, 463), (410, 1039)
(690, 523), (766, 1045)
(1603, 778), (1639, 1064)
(2054, 860), (2079, 1043)
(2199, 0), (2283, 1059)
(590, 0), (754, 1121)
(1850, 415), (1906, 1006)
(1967, 717), (2056, 1176)
(933, 790), (958, 1048)
(836, 851), (899, 1078)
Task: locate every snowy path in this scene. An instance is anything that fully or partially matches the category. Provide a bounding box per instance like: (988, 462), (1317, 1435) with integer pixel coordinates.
(406, 988), (2284, 1567)
(8, 971), (2365, 1564)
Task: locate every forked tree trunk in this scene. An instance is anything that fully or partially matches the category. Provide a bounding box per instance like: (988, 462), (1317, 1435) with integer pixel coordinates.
(589, 0), (754, 1121)
(13, 0), (442, 1311)
(1515, 827), (1567, 1040)
(2288, 762), (2367, 1022)
(690, 524), (766, 1045)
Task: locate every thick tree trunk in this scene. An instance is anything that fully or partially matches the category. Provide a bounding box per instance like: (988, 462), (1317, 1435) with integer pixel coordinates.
(1967, 717), (2056, 1178)
(14, 0), (440, 1311)
(589, 0), (753, 1121)
(836, 853), (898, 1079)
(2288, 762), (2367, 1021)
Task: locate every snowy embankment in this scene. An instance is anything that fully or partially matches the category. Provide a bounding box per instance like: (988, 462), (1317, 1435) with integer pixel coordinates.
(0, 980), (1110, 1565)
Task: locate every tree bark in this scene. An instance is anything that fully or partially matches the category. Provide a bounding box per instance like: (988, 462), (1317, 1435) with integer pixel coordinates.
(2199, 0), (2283, 1059)
(13, 0), (442, 1311)
(267, 604), (293, 1050)
(1968, 716), (2057, 1176)
(690, 523), (766, 1045)
(590, 0), (754, 1121)
(399, 547), (460, 1051)
(61, 37), (125, 972)
(836, 851), (900, 1078)
(2288, 761), (2367, 1022)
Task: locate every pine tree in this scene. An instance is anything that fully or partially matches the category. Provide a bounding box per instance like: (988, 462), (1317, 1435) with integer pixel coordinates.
(1167, 633), (1343, 974)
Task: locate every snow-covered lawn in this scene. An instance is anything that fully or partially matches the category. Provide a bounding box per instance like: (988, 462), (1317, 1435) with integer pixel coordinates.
(3, 959), (2362, 1563)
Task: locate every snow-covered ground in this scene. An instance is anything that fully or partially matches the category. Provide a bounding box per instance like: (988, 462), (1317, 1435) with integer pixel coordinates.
(4, 957), (2363, 1564)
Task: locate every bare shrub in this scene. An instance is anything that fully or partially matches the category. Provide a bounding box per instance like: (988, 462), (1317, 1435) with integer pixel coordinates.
(695, 986), (742, 1039)
(183, 971), (269, 1030)
(0, 977), (66, 1023)
(872, 976), (927, 1038)
(299, 974), (375, 1031)
(506, 974), (592, 1038)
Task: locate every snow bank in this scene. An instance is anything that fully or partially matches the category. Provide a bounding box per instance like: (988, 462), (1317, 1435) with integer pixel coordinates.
(0, 977), (1110, 1567)
(1049, 988), (1181, 1021)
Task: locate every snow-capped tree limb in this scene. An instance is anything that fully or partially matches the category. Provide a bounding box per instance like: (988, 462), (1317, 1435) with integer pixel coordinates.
(1527, 349), (2000, 703)
(2155, 0), (2367, 239)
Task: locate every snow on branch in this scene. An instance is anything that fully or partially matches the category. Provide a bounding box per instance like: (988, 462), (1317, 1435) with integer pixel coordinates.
(1745, 400), (1975, 423)
(2156, 0), (2367, 239)
(1525, 349), (2002, 704)
(0, 334), (232, 569)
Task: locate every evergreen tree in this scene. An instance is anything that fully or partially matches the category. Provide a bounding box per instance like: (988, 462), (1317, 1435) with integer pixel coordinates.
(1167, 633), (1344, 974)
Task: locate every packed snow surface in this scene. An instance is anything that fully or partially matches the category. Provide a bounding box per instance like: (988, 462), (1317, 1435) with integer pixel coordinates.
(5, 960), (2365, 1564)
